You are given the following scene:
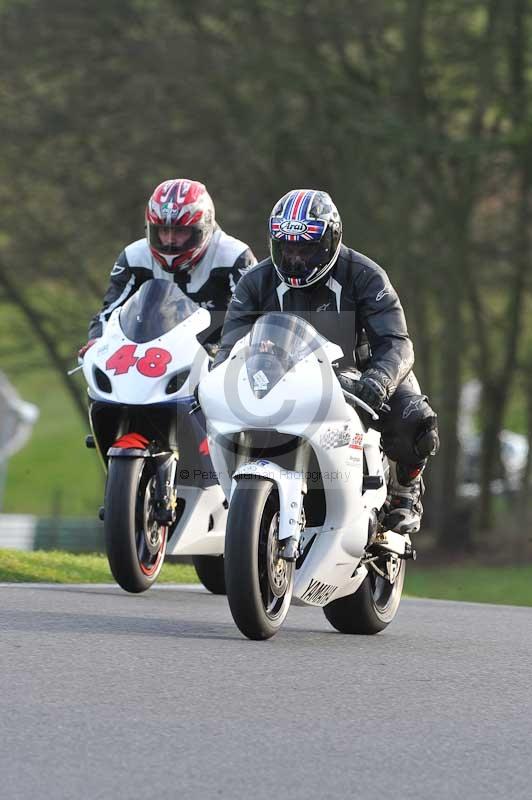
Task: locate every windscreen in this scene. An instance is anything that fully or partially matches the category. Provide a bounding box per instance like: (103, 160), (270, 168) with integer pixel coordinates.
(245, 312), (327, 398)
(119, 279), (199, 343)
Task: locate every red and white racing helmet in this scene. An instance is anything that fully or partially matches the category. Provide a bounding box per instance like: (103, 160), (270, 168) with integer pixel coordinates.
(146, 179), (215, 272)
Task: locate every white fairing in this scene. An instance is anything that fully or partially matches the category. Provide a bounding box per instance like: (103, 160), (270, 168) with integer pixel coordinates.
(84, 297), (227, 557)
(200, 329), (392, 608)
(165, 484), (227, 556)
(83, 305), (211, 404)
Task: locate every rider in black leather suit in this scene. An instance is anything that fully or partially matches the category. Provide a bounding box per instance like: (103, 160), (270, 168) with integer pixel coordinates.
(214, 189), (439, 534)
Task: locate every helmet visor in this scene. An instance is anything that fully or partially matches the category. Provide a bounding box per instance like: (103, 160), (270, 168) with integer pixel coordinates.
(271, 229), (334, 280)
(147, 223), (205, 255)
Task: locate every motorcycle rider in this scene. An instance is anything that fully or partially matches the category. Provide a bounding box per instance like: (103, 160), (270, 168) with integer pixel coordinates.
(213, 189), (439, 535)
(79, 178), (256, 356)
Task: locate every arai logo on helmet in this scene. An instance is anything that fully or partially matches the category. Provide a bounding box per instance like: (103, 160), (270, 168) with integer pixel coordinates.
(279, 220), (308, 235)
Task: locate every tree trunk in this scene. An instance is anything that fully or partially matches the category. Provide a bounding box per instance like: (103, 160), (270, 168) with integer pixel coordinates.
(434, 273), (464, 550)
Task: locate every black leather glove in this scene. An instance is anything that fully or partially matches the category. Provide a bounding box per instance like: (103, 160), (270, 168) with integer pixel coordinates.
(337, 369), (360, 397)
(338, 368), (392, 412)
(354, 368), (392, 411)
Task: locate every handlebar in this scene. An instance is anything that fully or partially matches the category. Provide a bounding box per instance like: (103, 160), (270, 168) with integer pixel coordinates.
(342, 389), (379, 421)
(341, 389), (390, 421)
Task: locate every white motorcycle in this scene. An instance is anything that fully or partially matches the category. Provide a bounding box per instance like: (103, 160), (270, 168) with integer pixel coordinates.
(82, 279), (227, 594)
(199, 312), (415, 640)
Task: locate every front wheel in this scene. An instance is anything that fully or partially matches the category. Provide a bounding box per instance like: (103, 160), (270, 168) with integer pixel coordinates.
(192, 555), (226, 595)
(224, 478), (293, 640)
(104, 457), (167, 593)
(323, 557), (405, 634)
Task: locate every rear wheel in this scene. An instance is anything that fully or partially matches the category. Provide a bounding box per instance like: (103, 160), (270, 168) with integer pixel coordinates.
(104, 457), (167, 593)
(323, 556), (405, 634)
(224, 478), (293, 640)
(192, 555), (226, 595)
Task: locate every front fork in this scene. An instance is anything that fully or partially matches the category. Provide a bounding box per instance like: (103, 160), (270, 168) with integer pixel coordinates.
(231, 438), (310, 561)
(279, 440), (310, 561)
(152, 454), (178, 525)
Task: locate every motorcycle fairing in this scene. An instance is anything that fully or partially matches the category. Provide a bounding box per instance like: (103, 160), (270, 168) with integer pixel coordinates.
(83, 296), (211, 405)
(84, 279), (227, 558)
(200, 312), (392, 607)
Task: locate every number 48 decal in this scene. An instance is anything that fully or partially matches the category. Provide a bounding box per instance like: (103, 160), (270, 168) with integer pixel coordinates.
(106, 345), (172, 378)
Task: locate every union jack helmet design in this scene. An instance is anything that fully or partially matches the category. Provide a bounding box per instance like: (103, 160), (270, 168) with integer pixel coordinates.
(146, 179), (215, 272)
(269, 189), (342, 287)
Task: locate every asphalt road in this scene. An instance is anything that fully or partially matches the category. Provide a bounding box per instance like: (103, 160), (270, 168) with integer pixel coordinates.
(1, 583), (531, 800)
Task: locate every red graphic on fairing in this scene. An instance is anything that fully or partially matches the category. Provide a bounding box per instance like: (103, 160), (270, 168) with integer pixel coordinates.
(112, 433), (149, 449)
(350, 433), (363, 450)
(105, 345), (172, 378)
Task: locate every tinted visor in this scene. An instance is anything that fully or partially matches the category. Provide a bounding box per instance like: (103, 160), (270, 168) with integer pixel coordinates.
(270, 228), (334, 280)
(147, 223), (205, 255)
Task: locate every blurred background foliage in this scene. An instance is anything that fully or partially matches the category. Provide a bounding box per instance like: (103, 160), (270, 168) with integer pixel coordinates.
(1, 0), (532, 556)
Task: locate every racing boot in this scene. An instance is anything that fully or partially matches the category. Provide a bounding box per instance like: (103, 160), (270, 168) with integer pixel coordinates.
(384, 461), (424, 535)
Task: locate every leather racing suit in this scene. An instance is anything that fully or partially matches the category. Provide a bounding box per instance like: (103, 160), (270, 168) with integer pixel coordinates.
(88, 226), (256, 345)
(214, 244), (439, 476)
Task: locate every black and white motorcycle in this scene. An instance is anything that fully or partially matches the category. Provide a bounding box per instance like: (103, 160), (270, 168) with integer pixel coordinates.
(82, 279), (227, 594)
(199, 312), (415, 640)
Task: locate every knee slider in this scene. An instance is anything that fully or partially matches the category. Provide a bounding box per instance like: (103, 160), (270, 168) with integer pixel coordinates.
(414, 415), (439, 458)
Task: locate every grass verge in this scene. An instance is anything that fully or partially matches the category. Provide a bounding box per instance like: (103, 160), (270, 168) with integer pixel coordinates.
(1, 550), (531, 607)
(404, 564), (532, 607)
(0, 549), (198, 584)
(0, 550), (532, 606)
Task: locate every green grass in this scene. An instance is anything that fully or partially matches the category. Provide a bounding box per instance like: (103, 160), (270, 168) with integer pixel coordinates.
(0, 549), (198, 584)
(405, 564), (532, 606)
(1, 550), (530, 607)
(0, 300), (103, 516)
(2, 369), (103, 516)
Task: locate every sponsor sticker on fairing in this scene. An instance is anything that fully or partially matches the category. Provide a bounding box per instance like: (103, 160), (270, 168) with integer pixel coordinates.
(253, 370), (269, 391)
(319, 424), (352, 450)
(349, 433), (363, 450)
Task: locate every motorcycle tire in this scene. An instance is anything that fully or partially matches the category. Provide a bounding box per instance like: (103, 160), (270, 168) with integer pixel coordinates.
(192, 555), (226, 595)
(104, 457), (167, 593)
(323, 559), (406, 634)
(224, 477), (293, 640)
